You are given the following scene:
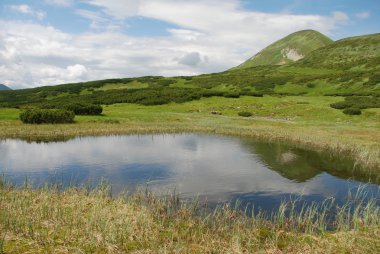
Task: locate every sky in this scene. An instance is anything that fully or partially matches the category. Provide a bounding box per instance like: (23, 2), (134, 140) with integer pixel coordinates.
(0, 0), (379, 89)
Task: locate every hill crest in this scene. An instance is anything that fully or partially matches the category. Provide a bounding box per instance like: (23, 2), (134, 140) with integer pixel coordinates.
(236, 30), (333, 69)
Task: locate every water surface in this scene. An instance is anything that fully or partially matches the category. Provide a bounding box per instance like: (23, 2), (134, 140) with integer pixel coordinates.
(1, 134), (378, 213)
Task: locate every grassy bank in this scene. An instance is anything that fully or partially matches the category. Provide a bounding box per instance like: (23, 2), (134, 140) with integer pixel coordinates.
(0, 181), (379, 253)
(1, 96), (379, 171)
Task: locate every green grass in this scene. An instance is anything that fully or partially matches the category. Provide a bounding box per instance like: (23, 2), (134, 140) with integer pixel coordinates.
(0, 180), (379, 253)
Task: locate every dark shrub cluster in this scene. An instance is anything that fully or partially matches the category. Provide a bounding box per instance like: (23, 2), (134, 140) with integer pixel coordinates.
(343, 108), (362, 115)
(223, 91), (240, 98)
(238, 111), (253, 117)
(63, 103), (103, 115)
(240, 91), (264, 97)
(330, 96), (380, 110)
(20, 109), (75, 124)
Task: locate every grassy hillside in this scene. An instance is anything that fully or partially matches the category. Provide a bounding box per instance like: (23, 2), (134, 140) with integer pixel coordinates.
(1, 31), (379, 112)
(294, 33), (380, 71)
(0, 30), (379, 254)
(0, 84), (11, 91)
(235, 30), (333, 69)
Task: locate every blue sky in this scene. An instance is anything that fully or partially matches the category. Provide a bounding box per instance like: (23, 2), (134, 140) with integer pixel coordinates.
(0, 0), (378, 88)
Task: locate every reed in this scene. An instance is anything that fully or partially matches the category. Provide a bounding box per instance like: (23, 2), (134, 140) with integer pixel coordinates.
(0, 180), (379, 253)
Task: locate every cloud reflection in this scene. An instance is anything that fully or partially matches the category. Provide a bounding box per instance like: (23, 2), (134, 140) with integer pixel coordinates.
(0, 134), (376, 206)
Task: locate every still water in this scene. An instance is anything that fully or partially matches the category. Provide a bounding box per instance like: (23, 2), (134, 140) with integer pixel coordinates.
(0, 134), (378, 212)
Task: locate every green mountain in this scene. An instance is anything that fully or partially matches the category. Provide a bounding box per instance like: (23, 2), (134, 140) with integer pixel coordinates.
(294, 33), (380, 71)
(0, 84), (11, 91)
(0, 31), (379, 110)
(236, 30), (333, 69)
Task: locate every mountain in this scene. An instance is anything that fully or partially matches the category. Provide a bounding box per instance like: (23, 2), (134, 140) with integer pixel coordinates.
(0, 31), (379, 109)
(236, 30), (333, 69)
(293, 33), (380, 71)
(0, 84), (11, 91)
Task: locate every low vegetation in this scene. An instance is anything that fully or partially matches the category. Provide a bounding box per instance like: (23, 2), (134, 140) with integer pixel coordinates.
(42, 102), (103, 115)
(0, 31), (379, 253)
(238, 111), (253, 117)
(330, 96), (380, 110)
(343, 108), (362, 115)
(0, 180), (379, 253)
(19, 109), (75, 124)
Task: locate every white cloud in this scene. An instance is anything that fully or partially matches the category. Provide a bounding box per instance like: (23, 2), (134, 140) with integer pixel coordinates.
(8, 4), (45, 20)
(356, 11), (370, 19)
(178, 52), (202, 66)
(67, 64), (88, 79)
(84, 0), (142, 19)
(1, 1), (350, 88)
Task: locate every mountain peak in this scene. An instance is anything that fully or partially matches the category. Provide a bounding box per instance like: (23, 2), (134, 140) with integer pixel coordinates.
(0, 84), (11, 90)
(236, 30), (333, 69)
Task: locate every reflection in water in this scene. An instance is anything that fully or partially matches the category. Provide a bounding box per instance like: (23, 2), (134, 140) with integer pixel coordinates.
(0, 134), (378, 213)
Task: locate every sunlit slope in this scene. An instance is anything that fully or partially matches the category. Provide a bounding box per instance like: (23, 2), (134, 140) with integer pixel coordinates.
(236, 30), (333, 69)
(294, 32), (380, 71)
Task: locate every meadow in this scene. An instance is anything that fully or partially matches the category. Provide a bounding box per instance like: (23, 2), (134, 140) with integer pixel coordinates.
(1, 31), (380, 253)
(1, 95), (379, 171)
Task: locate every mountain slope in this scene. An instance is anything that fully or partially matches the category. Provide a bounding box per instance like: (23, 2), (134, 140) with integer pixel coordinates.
(236, 30), (333, 69)
(1, 31), (380, 109)
(293, 33), (380, 71)
(0, 84), (11, 91)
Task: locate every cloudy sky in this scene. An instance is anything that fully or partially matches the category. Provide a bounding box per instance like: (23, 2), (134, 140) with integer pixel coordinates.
(0, 0), (379, 89)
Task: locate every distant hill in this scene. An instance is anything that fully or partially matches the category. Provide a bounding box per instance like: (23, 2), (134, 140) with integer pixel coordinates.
(294, 33), (380, 71)
(236, 30), (333, 69)
(0, 30), (379, 109)
(0, 84), (11, 91)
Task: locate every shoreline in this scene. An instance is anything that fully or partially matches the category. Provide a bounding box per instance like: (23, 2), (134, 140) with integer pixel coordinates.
(1, 119), (379, 172)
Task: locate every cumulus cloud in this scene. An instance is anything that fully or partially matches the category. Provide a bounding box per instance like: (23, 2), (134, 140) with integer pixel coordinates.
(67, 64), (88, 79)
(356, 11), (370, 19)
(178, 52), (202, 66)
(8, 4), (45, 20)
(0, 1), (350, 88)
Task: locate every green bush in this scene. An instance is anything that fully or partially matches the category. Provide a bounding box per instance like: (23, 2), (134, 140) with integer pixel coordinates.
(238, 111), (253, 117)
(63, 103), (103, 115)
(223, 91), (240, 98)
(20, 109), (75, 124)
(242, 91), (264, 97)
(343, 108), (362, 115)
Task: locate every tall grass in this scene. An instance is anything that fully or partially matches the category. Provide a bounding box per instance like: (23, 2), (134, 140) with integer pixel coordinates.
(0, 179), (379, 253)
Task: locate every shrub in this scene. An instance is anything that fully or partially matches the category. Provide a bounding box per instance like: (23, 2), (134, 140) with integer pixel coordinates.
(241, 91), (264, 97)
(238, 111), (253, 117)
(330, 101), (352, 109)
(223, 91), (240, 98)
(343, 108), (361, 115)
(64, 103), (103, 115)
(20, 109), (75, 124)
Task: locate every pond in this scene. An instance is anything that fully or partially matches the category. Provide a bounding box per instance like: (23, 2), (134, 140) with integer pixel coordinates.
(0, 134), (379, 213)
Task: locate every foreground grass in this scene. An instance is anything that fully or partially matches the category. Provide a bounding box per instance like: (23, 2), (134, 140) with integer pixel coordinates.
(0, 182), (379, 253)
